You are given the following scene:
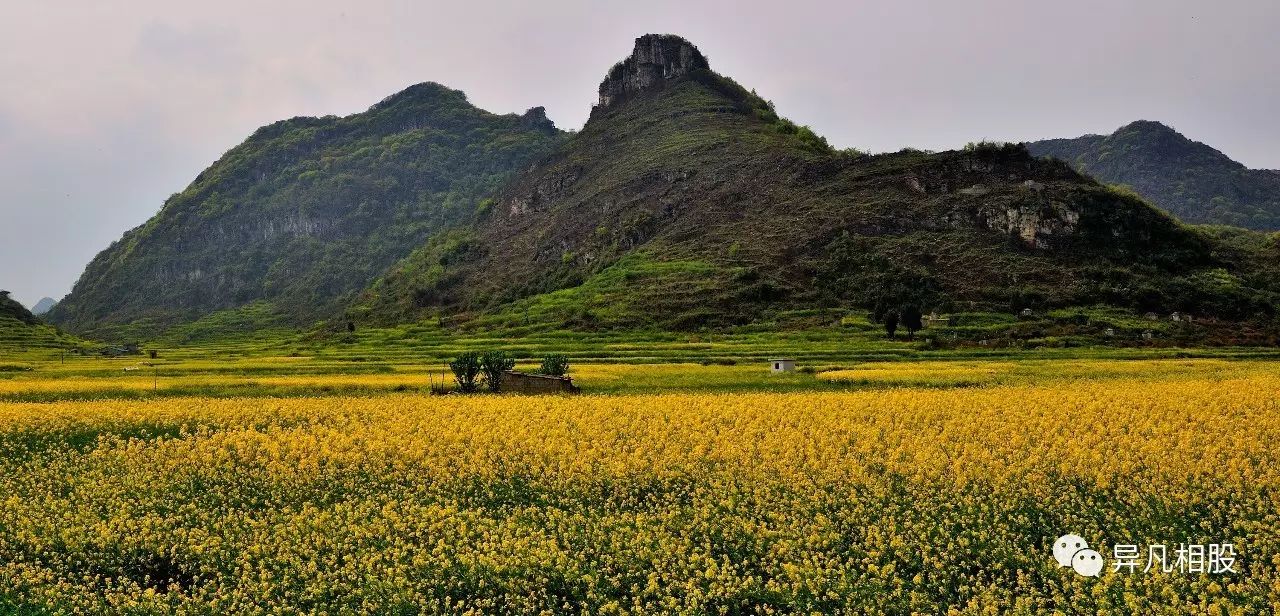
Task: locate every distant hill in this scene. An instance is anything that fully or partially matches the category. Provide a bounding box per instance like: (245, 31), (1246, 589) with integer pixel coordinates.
(1028, 121), (1280, 230)
(353, 35), (1277, 330)
(30, 297), (55, 315)
(47, 83), (565, 338)
(0, 290), (84, 355)
(0, 291), (38, 325)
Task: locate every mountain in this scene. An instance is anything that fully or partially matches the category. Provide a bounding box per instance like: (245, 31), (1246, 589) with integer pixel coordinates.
(0, 291), (38, 326)
(47, 83), (564, 338)
(1028, 121), (1280, 230)
(0, 290), (81, 355)
(353, 35), (1275, 331)
(30, 297), (55, 315)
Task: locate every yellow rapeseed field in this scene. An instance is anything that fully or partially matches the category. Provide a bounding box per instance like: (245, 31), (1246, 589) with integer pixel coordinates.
(815, 358), (1246, 387)
(1, 374), (1278, 613)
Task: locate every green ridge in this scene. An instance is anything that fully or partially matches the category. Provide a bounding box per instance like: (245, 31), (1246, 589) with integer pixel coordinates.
(1029, 120), (1280, 230)
(356, 36), (1278, 331)
(48, 83), (565, 338)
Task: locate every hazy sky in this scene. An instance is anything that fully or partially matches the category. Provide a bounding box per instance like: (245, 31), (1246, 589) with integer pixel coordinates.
(2, 0), (1278, 308)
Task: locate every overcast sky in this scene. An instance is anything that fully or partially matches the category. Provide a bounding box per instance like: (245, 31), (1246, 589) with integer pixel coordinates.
(2, 0), (1278, 308)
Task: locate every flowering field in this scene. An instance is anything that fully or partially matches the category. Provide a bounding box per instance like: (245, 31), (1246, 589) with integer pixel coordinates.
(2, 368), (1279, 613)
(814, 358), (1247, 387)
(0, 355), (1268, 402)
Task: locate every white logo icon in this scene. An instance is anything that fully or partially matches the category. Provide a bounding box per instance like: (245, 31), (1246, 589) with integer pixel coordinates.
(1072, 548), (1104, 577)
(1054, 533), (1104, 577)
(1053, 534), (1088, 568)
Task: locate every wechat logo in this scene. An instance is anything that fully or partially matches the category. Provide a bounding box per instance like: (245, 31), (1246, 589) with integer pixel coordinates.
(1054, 534), (1104, 577)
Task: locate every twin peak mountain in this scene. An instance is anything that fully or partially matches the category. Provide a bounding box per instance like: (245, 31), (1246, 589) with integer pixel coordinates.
(45, 34), (1278, 338)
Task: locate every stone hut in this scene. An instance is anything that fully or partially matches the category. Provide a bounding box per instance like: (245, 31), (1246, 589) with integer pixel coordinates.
(500, 371), (580, 395)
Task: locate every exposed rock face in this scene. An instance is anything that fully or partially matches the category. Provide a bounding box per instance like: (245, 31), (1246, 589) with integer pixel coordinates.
(597, 34), (709, 108)
(979, 200), (1081, 249)
(506, 167), (583, 217)
(518, 106), (557, 134)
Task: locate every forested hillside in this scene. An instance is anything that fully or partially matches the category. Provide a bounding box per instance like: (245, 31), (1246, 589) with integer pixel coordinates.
(1029, 121), (1280, 230)
(354, 36), (1276, 331)
(48, 83), (564, 338)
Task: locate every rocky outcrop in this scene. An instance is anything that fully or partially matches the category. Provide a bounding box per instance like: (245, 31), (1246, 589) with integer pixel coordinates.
(976, 199), (1080, 249)
(518, 107), (557, 134)
(505, 166), (584, 217)
(597, 34), (709, 108)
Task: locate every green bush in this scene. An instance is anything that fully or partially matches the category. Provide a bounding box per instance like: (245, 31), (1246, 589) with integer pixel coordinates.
(538, 354), (570, 377)
(481, 350), (516, 392)
(449, 352), (482, 393)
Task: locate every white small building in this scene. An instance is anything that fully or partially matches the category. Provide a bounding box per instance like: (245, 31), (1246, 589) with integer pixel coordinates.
(769, 358), (796, 374)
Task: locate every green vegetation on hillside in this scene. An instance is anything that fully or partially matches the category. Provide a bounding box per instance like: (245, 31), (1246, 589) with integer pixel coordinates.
(0, 291), (36, 326)
(48, 83), (564, 339)
(43, 36), (1280, 345)
(355, 45), (1277, 333)
(0, 291), (90, 358)
(1029, 120), (1280, 230)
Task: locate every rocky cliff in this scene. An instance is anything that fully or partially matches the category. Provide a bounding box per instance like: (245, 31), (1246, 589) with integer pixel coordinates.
(597, 35), (710, 108)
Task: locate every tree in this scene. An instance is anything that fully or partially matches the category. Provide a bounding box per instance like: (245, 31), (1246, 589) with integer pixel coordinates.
(538, 354), (570, 377)
(901, 305), (923, 340)
(449, 352), (482, 393)
(884, 310), (899, 339)
(481, 350), (516, 393)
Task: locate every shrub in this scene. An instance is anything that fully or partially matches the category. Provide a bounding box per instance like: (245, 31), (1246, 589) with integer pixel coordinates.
(449, 352), (482, 393)
(538, 354), (570, 377)
(481, 350), (516, 392)
(884, 311), (899, 339)
(794, 125), (830, 152)
(901, 305), (924, 340)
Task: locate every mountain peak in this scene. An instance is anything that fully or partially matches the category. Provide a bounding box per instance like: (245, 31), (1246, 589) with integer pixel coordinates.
(1108, 119), (1241, 168)
(369, 81), (469, 113)
(1112, 120), (1194, 146)
(31, 297), (56, 316)
(597, 34), (710, 108)
(1028, 120), (1280, 229)
(1117, 119), (1178, 135)
(518, 106), (557, 134)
